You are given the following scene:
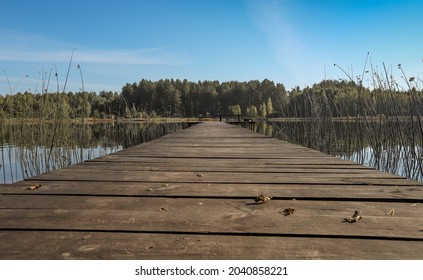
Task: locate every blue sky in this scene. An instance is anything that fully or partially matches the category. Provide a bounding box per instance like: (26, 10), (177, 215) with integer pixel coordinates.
(1, 0), (422, 94)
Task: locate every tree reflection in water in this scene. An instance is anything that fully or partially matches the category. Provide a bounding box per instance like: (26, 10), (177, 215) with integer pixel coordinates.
(253, 119), (423, 182)
(0, 121), (188, 183)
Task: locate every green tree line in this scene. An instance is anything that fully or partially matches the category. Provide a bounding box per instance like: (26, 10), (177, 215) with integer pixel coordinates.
(1, 78), (422, 119)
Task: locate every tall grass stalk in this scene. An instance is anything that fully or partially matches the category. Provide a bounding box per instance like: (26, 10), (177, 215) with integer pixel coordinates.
(259, 55), (423, 181)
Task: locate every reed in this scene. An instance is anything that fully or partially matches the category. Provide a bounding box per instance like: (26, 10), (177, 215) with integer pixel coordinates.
(0, 121), (189, 183)
(260, 55), (423, 181)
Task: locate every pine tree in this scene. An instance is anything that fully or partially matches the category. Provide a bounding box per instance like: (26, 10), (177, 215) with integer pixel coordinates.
(260, 102), (267, 118)
(266, 97), (273, 115)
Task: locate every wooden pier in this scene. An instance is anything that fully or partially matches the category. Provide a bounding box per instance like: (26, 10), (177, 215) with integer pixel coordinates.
(1, 122), (422, 259)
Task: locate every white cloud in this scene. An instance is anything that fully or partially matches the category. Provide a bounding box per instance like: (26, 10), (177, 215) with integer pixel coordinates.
(0, 28), (189, 66)
(75, 47), (186, 65)
(249, 1), (303, 82)
(0, 47), (187, 66)
(0, 28), (191, 93)
(249, 0), (327, 87)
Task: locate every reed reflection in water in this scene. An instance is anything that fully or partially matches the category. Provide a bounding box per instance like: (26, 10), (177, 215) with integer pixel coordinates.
(0, 121), (188, 184)
(254, 120), (423, 182)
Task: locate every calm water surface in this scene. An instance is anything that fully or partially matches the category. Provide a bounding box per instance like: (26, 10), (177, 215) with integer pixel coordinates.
(254, 120), (423, 182)
(0, 121), (188, 183)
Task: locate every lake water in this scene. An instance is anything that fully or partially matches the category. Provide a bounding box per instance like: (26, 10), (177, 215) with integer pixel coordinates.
(253, 120), (423, 182)
(0, 121), (189, 183)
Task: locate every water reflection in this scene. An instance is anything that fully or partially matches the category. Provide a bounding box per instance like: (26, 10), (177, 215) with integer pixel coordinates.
(253, 120), (423, 182)
(0, 121), (188, 183)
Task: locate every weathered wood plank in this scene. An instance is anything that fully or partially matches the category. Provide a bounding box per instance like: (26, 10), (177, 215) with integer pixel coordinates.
(1, 195), (422, 239)
(1, 231), (422, 260)
(2, 181), (422, 201)
(71, 162), (378, 173)
(93, 155), (360, 163)
(94, 155), (361, 165)
(31, 160), (409, 179)
(116, 146), (333, 154)
(25, 169), (410, 186)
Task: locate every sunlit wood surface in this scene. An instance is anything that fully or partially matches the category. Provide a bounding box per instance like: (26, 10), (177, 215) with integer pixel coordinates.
(1, 122), (422, 259)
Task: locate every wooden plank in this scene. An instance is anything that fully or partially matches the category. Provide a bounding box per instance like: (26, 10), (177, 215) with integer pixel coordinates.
(84, 162), (374, 171)
(94, 155), (361, 165)
(112, 144), (338, 156)
(31, 163), (402, 178)
(107, 153), (341, 160)
(21, 161), (383, 174)
(2, 181), (422, 201)
(1, 195), (422, 239)
(1, 231), (422, 259)
(25, 169), (410, 185)
(116, 146), (333, 153)
(32, 159), (406, 177)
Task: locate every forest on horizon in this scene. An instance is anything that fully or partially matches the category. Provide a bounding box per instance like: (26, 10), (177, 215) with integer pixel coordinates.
(1, 78), (422, 120)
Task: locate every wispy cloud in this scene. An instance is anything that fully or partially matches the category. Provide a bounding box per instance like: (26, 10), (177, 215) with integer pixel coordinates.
(0, 28), (191, 93)
(0, 28), (189, 66)
(249, 0), (327, 87)
(76, 47), (188, 65)
(0, 47), (187, 65)
(249, 0), (305, 84)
